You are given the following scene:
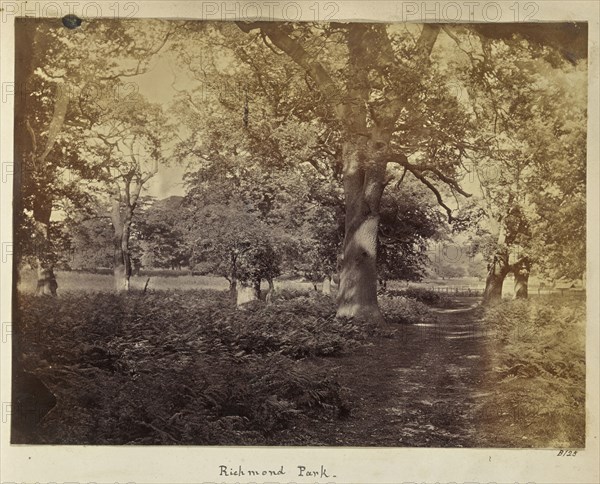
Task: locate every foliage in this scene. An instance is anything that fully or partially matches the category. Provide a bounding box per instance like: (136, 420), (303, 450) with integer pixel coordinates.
(479, 296), (585, 447)
(15, 290), (378, 444)
(133, 196), (191, 270)
(384, 287), (453, 307)
(178, 200), (291, 287)
(379, 295), (437, 325)
(64, 217), (113, 270)
(378, 180), (448, 282)
(15, 19), (176, 269)
(461, 33), (587, 281)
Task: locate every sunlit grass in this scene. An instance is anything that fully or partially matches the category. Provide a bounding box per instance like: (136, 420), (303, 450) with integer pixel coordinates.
(16, 269), (315, 294)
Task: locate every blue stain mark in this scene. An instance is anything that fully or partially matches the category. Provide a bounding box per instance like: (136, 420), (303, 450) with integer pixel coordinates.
(62, 14), (82, 29)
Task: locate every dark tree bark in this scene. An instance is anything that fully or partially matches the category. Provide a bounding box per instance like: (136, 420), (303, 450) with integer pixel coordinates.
(14, 20), (35, 292)
(33, 203), (58, 296)
(512, 257), (531, 299)
(228, 278), (237, 293)
(482, 251), (510, 305)
(227, 252), (239, 298)
(15, 20), (69, 297)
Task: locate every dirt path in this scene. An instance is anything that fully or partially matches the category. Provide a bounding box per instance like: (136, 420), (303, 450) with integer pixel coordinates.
(300, 297), (492, 446)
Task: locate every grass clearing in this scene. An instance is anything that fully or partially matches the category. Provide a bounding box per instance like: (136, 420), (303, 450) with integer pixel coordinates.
(16, 269), (316, 294)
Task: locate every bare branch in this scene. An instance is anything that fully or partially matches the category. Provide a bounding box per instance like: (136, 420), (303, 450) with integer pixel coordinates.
(408, 168), (454, 222)
(395, 167), (408, 188)
(98, 24), (182, 81)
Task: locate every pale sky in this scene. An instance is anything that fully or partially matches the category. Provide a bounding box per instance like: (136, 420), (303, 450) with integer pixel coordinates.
(131, 50), (194, 199)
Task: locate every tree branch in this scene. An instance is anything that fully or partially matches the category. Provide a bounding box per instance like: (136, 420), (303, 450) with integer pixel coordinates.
(235, 21), (346, 121)
(416, 24), (441, 59)
(381, 151), (465, 221)
(39, 82), (70, 164)
(98, 24), (181, 81)
(408, 168), (454, 222)
(25, 118), (37, 157)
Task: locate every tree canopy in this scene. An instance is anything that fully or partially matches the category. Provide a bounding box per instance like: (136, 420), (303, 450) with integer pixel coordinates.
(13, 18), (587, 311)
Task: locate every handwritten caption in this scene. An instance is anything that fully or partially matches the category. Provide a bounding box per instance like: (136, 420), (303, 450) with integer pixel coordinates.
(219, 464), (335, 479)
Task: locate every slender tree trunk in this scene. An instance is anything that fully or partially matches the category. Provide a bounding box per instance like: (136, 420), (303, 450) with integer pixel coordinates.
(512, 257), (531, 299)
(482, 252), (510, 305)
(229, 278), (237, 294)
(322, 275), (332, 295)
(266, 277), (275, 304)
(113, 247), (129, 292)
(336, 141), (387, 323)
(332, 262), (341, 286)
(228, 254), (238, 300)
(111, 199), (132, 292)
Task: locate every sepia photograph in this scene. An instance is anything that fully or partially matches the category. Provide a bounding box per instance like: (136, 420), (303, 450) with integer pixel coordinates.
(6, 6), (591, 457)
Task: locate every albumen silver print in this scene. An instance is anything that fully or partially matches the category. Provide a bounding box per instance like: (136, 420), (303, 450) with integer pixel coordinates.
(2, 1), (598, 483)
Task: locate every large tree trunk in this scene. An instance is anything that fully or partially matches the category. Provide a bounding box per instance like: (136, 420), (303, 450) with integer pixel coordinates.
(36, 266), (57, 296)
(33, 203), (57, 296)
(15, 20), (69, 297)
(482, 252), (510, 305)
(512, 257), (531, 299)
(336, 141), (387, 323)
(13, 20), (35, 294)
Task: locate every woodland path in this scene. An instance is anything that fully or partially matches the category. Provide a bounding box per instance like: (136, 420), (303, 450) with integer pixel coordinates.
(293, 297), (494, 447)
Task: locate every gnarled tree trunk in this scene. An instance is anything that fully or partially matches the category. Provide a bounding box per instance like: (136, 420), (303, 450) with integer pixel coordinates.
(33, 203), (57, 296)
(482, 251), (510, 305)
(16, 21), (69, 298)
(36, 266), (57, 296)
(336, 140), (387, 323)
(512, 257), (531, 299)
